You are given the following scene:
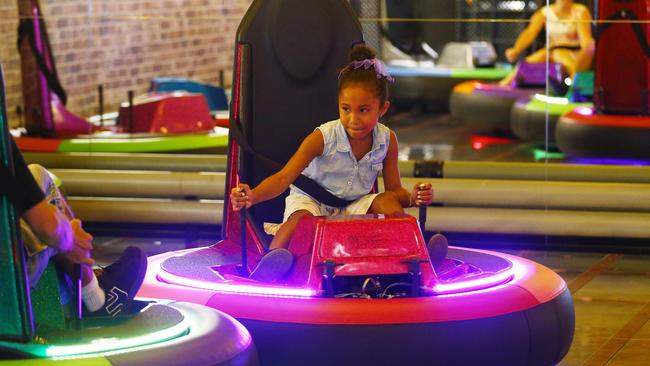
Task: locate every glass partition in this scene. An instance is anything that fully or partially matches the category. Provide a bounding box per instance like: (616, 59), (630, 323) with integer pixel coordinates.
(1, 0), (645, 238)
(1, 0), (649, 364)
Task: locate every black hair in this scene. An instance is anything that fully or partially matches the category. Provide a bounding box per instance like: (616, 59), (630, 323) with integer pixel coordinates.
(338, 44), (390, 104)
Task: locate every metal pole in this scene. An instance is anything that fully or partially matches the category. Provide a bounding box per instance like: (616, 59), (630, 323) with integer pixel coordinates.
(97, 85), (104, 128)
(127, 90), (134, 134)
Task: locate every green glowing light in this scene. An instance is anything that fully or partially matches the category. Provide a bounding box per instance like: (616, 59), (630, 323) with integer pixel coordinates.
(533, 148), (566, 161)
(44, 312), (190, 357)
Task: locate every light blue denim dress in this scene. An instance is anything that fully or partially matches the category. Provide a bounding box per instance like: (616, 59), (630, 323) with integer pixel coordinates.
(292, 117), (390, 198)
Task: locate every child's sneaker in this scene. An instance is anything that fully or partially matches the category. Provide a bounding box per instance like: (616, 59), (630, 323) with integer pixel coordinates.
(427, 234), (448, 269)
(88, 246), (148, 317)
(249, 248), (293, 282)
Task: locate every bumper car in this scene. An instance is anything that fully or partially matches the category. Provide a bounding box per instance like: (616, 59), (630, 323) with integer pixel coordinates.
(388, 41), (511, 107)
(150, 77), (231, 128)
(367, 0), (509, 107)
(138, 1), (575, 365)
(511, 71), (593, 142)
(450, 61), (569, 131)
(0, 74), (257, 366)
(13, 0), (228, 154)
(556, 0), (650, 161)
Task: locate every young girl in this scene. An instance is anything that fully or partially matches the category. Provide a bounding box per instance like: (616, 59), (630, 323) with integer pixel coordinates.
(231, 44), (445, 282)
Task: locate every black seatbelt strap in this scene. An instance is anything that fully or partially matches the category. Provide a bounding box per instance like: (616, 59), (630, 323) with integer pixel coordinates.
(229, 118), (355, 208)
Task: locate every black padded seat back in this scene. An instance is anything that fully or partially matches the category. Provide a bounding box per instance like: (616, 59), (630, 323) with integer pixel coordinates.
(232, 0), (363, 226)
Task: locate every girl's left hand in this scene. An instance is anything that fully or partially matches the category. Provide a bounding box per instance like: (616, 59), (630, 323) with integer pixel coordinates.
(410, 183), (433, 207)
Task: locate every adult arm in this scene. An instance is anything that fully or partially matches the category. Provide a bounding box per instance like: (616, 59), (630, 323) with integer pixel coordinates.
(576, 4), (594, 51)
(232, 130), (325, 210)
(505, 10), (546, 62)
(10, 137), (92, 263)
(22, 201), (73, 252)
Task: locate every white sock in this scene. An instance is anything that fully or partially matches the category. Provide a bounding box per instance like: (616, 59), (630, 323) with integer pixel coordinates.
(81, 274), (106, 312)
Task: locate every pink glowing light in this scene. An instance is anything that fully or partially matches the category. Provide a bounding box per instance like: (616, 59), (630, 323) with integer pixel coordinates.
(153, 248), (529, 299)
(574, 106), (594, 116)
(157, 265), (317, 298)
(433, 258), (527, 296)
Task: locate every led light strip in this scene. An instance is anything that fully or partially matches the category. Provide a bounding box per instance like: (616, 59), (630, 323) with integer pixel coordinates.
(158, 254), (524, 298)
(433, 259), (526, 296)
(158, 265), (317, 298)
(44, 311), (191, 358)
(534, 93), (569, 105)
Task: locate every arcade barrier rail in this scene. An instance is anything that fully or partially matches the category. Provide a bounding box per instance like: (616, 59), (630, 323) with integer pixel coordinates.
(49, 168), (650, 239)
(26, 152), (650, 183)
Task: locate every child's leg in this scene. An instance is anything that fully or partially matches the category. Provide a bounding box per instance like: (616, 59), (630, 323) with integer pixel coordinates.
(268, 192), (322, 250)
(367, 191), (404, 216)
(250, 211), (311, 282)
(551, 46), (594, 77)
(269, 210), (313, 250)
(524, 48), (548, 64)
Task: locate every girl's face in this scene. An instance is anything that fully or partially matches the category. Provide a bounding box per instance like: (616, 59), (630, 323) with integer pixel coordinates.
(338, 83), (390, 141)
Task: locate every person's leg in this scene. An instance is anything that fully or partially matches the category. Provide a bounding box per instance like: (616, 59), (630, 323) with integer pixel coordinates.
(367, 191), (404, 216)
(426, 233), (448, 269)
(524, 48), (548, 64)
(498, 68), (518, 87)
(269, 210), (313, 250)
(250, 192), (322, 282)
(267, 192), (322, 250)
(550, 49), (579, 76)
(249, 210), (312, 282)
(551, 46), (594, 77)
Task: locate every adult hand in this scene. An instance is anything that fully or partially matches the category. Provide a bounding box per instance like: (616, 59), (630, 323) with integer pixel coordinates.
(64, 219), (95, 266)
(230, 184), (254, 212)
(505, 48), (519, 63)
(410, 182), (433, 207)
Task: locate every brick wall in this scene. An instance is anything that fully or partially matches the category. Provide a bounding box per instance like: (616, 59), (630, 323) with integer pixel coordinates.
(1, 0), (252, 128)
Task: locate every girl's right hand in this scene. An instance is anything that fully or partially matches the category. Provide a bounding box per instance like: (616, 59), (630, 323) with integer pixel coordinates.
(230, 184), (254, 212)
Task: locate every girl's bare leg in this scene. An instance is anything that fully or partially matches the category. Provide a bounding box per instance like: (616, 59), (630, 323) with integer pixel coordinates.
(268, 210), (313, 250)
(367, 191), (404, 216)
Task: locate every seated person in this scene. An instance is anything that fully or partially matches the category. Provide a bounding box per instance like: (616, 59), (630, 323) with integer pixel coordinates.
(8, 136), (147, 317)
(500, 0), (595, 86)
(230, 45), (448, 282)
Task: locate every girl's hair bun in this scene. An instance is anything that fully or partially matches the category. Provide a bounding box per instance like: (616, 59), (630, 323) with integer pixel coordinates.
(349, 44), (376, 62)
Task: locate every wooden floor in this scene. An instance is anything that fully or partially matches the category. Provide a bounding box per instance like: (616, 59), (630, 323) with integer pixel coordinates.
(509, 249), (650, 366)
(92, 235), (650, 366)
